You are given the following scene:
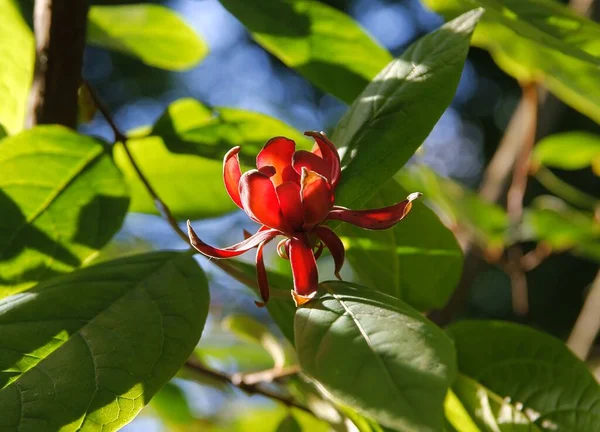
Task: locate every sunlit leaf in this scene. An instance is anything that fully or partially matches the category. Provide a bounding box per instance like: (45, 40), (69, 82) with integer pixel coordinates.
(151, 381), (195, 426)
(88, 4), (208, 71)
(448, 320), (600, 431)
(0, 126), (129, 297)
(218, 0), (392, 104)
(532, 132), (600, 171)
(0, 251), (209, 431)
(296, 281), (456, 431)
(0, 0), (34, 134)
(332, 9), (482, 209)
(339, 179), (463, 311)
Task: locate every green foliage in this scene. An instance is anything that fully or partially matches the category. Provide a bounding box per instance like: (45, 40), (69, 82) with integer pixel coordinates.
(0, 251), (209, 431)
(218, 0), (392, 104)
(150, 381), (195, 426)
(0, 0), (34, 134)
(423, 0), (600, 123)
(332, 9), (482, 210)
(114, 99), (310, 220)
(295, 281), (456, 432)
(87, 4), (208, 71)
(0, 126), (129, 297)
(533, 132), (600, 173)
(448, 320), (600, 431)
(338, 179), (463, 310)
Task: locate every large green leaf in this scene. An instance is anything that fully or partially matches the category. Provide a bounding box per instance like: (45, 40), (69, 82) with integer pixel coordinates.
(115, 99), (309, 220)
(338, 179), (463, 311)
(87, 5), (208, 71)
(332, 9), (482, 210)
(0, 251), (209, 431)
(532, 132), (600, 172)
(0, 126), (129, 297)
(448, 320), (600, 431)
(423, 0), (600, 123)
(0, 0), (34, 134)
(295, 281), (456, 432)
(218, 0), (392, 104)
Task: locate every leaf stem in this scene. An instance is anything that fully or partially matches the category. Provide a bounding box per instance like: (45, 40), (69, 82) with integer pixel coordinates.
(534, 166), (599, 211)
(567, 270), (600, 360)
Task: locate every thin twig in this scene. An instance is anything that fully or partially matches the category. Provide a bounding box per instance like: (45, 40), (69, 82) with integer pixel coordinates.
(185, 360), (312, 414)
(567, 270), (600, 360)
(520, 243), (553, 272)
(232, 365), (301, 386)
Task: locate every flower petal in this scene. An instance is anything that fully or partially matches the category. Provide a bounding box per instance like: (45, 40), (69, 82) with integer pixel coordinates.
(188, 220), (278, 258)
(301, 168), (334, 229)
(304, 131), (341, 189)
(276, 181), (304, 230)
(277, 238), (291, 260)
(255, 240), (270, 307)
(327, 192), (422, 230)
(314, 226), (345, 280)
(223, 146), (243, 208)
(292, 150), (331, 181)
(290, 234), (319, 302)
(239, 170), (290, 231)
(256, 136), (299, 186)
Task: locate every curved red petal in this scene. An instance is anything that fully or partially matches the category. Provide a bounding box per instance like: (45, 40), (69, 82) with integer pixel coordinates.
(313, 241), (324, 260)
(327, 192), (422, 230)
(277, 238), (291, 260)
(292, 150), (331, 181)
(256, 137), (298, 186)
(255, 240), (270, 307)
(290, 234), (319, 300)
(239, 170), (290, 231)
(304, 131), (341, 189)
(276, 181), (304, 231)
(314, 226), (345, 280)
(188, 221), (278, 258)
(223, 147), (243, 208)
(301, 168), (334, 230)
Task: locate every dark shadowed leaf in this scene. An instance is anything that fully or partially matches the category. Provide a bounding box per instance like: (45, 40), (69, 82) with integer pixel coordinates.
(338, 179), (463, 311)
(218, 0), (392, 104)
(295, 281), (456, 431)
(332, 9), (482, 209)
(448, 320), (600, 431)
(0, 251), (209, 431)
(88, 4), (208, 71)
(0, 126), (129, 297)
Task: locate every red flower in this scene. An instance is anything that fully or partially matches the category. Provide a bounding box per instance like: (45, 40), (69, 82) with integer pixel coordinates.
(187, 131), (421, 306)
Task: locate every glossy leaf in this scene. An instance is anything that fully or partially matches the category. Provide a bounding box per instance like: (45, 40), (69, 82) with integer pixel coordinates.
(218, 0), (392, 104)
(88, 5), (208, 71)
(115, 99), (310, 220)
(423, 0), (600, 123)
(0, 251), (210, 431)
(0, 126), (129, 297)
(448, 320), (600, 431)
(332, 9), (482, 210)
(295, 281), (456, 431)
(339, 179), (463, 310)
(397, 164), (509, 250)
(0, 0), (34, 134)
(532, 132), (600, 171)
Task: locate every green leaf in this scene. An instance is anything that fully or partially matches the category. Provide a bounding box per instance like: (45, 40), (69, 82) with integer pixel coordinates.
(150, 381), (195, 426)
(218, 0), (392, 104)
(222, 313), (288, 368)
(87, 5), (208, 71)
(0, 0), (34, 134)
(448, 320), (600, 431)
(423, 0), (600, 123)
(447, 374), (542, 432)
(332, 9), (482, 210)
(276, 414), (301, 432)
(0, 126), (129, 297)
(0, 251), (209, 431)
(338, 179), (463, 311)
(295, 281), (456, 432)
(116, 99), (310, 220)
(397, 164), (509, 250)
(532, 132), (600, 171)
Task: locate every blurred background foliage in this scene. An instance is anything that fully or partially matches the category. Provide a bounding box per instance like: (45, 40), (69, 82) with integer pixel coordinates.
(5, 0), (599, 430)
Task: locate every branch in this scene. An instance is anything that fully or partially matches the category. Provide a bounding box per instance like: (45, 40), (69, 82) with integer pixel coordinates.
(185, 360), (312, 415)
(27, 0), (89, 128)
(567, 270), (600, 360)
